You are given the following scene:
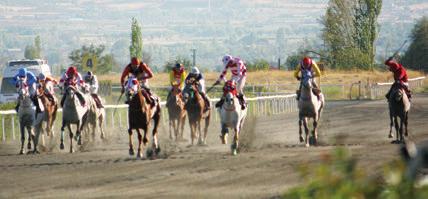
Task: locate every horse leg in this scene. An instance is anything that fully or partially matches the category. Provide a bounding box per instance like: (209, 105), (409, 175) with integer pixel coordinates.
(197, 121), (203, 145)
(404, 112), (409, 137)
(99, 115), (105, 140)
(313, 119), (318, 146)
(152, 110), (161, 155)
(388, 113), (394, 138)
(399, 117), (404, 143)
(19, 123), (25, 154)
(303, 118), (309, 147)
(394, 116), (400, 143)
(32, 125), (40, 154)
(76, 121), (82, 145)
(298, 119), (304, 143)
(220, 124), (228, 144)
(203, 114), (210, 145)
(60, 122), (65, 150)
(68, 125), (74, 153)
(180, 114), (186, 139)
(231, 127), (239, 156)
(27, 127), (32, 150)
(136, 129), (143, 158)
(169, 120), (173, 140)
(128, 129), (134, 156)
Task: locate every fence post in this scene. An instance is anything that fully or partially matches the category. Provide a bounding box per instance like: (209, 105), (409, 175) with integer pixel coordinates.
(111, 111), (114, 128)
(119, 111), (122, 128)
(2, 116), (5, 142)
(12, 116), (15, 140)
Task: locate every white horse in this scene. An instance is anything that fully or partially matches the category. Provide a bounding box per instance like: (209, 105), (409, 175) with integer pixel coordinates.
(298, 76), (324, 147)
(218, 86), (247, 155)
(16, 79), (36, 154)
(60, 86), (90, 153)
(82, 84), (105, 142)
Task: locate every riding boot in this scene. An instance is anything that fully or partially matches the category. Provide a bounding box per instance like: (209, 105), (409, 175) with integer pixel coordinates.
(60, 94), (66, 108)
(385, 90), (391, 101)
(31, 95), (41, 113)
(46, 93), (55, 104)
(215, 97), (224, 108)
(296, 90), (300, 100)
(75, 92), (86, 107)
(200, 92), (211, 110)
(15, 102), (20, 112)
(142, 90), (155, 107)
(92, 94), (104, 108)
(237, 94), (246, 110)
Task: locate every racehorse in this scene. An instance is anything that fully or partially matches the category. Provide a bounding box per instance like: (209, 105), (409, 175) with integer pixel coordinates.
(218, 80), (246, 155)
(183, 78), (211, 145)
(83, 85), (106, 142)
(388, 85), (410, 144)
(126, 77), (161, 159)
(60, 86), (89, 153)
(33, 81), (58, 152)
(166, 84), (186, 141)
(298, 76), (324, 147)
(16, 79), (36, 154)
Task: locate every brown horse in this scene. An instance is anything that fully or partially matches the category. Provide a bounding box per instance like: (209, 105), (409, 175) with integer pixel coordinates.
(183, 79), (211, 145)
(126, 77), (161, 159)
(166, 84), (186, 141)
(33, 82), (58, 152)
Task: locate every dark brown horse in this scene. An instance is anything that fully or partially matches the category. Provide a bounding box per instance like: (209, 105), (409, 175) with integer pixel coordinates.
(166, 84), (186, 141)
(126, 78), (161, 159)
(388, 86), (410, 144)
(33, 82), (58, 152)
(183, 79), (211, 145)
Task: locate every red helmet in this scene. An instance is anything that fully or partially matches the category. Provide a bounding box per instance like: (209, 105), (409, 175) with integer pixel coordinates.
(302, 57), (312, 68)
(131, 57), (140, 66)
(66, 66), (77, 76)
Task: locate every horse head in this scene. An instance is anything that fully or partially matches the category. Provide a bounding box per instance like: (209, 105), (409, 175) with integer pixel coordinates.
(169, 84), (183, 106)
(301, 75), (313, 90)
(126, 76), (139, 101)
(16, 79), (30, 100)
(222, 80), (238, 110)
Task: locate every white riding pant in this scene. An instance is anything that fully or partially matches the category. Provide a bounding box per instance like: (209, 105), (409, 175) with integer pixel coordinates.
(232, 75), (246, 95)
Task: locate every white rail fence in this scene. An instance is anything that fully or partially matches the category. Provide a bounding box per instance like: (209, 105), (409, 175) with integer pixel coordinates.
(0, 94), (298, 142)
(369, 77), (426, 99)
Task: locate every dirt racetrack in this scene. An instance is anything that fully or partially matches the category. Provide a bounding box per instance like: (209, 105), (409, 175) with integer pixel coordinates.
(1, 94), (428, 198)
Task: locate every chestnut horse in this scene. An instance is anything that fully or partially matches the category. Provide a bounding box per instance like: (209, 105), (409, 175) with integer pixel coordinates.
(126, 77), (161, 159)
(33, 81), (58, 152)
(166, 84), (186, 141)
(183, 78), (211, 145)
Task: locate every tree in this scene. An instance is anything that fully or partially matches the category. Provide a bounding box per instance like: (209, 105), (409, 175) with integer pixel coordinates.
(24, 35), (42, 59)
(129, 17), (143, 60)
(321, 0), (381, 70)
(402, 16), (428, 72)
(68, 44), (116, 74)
(246, 59), (270, 71)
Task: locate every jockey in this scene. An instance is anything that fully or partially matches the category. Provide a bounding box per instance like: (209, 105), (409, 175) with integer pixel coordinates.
(384, 57), (411, 100)
(215, 54), (247, 110)
(59, 66), (86, 107)
(13, 68), (37, 112)
(184, 67), (211, 110)
(120, 57), (155, 106)
(167, 63), (186, 101)
(37, 73), (57, 104)
(84, 71), (104, 108)
(294, 57), (322, 100)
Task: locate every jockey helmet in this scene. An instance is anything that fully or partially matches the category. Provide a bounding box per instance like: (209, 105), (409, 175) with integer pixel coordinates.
(18, 68), (27, 78)
(191, 67), (200, 75)
(85, 71), (93, 81)
(302, 57), (312, 69)
(222, 54), (233, 66)
(66, 66), (77, 76)
(38, 73), (46, 81)
(131, 57), (140, 66)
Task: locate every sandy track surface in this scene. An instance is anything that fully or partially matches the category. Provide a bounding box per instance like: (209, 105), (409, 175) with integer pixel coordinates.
(1, 94), (428, 198)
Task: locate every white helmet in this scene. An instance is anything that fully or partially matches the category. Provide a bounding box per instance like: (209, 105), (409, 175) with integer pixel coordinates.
(222, 54), (233, 66)
(191, 67), (200, 75)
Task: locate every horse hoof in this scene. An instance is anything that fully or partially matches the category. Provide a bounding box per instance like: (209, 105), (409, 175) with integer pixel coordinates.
(69, 149), (74, 153)
(60, 143), (64, 150)
(77, 140), (82, 145)
(129, 149), (135, 156)
(137, 151), (143, 159)
(232, 149), (237, 156)
(388, 134), (393, 138)
(19, 150), (25, 155)
(405, 133), (408, 137)
(27, 143), (31, 150)
(305, 143), (310, 147)
(33, 150), (40, 154)
(299, 136), (304, 143)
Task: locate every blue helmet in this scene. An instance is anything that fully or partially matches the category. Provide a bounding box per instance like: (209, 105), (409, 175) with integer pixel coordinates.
(18, 68), (27, 77)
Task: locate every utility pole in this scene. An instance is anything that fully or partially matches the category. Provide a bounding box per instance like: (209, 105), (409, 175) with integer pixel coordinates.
(191, 49), (196, 68)
(278, 58), (281, 70)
